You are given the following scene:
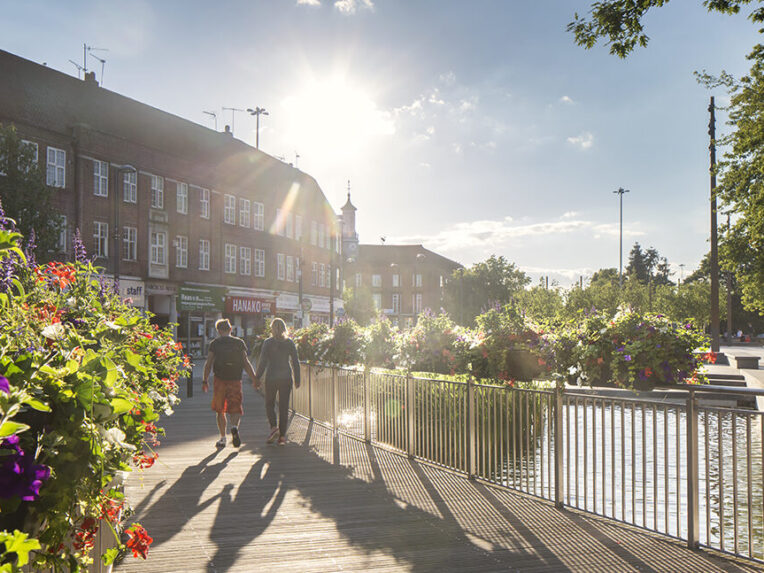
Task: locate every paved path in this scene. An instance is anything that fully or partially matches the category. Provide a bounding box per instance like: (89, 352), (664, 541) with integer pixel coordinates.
(115, 383), (764, 572)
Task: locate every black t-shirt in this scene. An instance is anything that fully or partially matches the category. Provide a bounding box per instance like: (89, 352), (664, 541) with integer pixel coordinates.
(209, 336), (248, 381)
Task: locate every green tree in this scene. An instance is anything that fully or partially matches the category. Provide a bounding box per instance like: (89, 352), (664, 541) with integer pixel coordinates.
(515, 283), (565, 323)
(443, 255), (531, 326)
(0, 124), (62, 259)
(626, 242), (673, 285)
(341, 285), (377, 326)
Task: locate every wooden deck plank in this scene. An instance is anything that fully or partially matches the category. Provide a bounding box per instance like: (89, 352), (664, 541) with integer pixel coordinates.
(116, 383), (763, 572)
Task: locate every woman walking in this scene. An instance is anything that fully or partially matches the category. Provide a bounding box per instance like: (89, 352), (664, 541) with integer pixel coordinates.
(254, 318), (301, 445)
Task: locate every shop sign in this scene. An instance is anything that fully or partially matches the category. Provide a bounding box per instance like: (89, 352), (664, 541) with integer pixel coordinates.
(178, 285), (226, 312)
(146, 282), (177, 296)
(226, 296), (274, 315)
(119, 279), (145, 307)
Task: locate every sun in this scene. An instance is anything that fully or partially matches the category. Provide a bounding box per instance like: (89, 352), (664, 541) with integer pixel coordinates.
(280, 73), (394, 164)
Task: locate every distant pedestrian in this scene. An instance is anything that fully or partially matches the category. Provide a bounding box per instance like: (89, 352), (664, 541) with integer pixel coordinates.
(254, 318), (301, 446)
(203, 319), (259, 448)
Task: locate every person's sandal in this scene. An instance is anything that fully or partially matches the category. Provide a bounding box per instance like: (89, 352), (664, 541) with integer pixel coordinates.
(277, 436), (287, 446)
(215, 438), (225, 448)
(231, 427), (241, 448)
(266, 427), (279, 444)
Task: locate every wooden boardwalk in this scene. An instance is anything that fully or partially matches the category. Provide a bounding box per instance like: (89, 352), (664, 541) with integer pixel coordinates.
(116, 383), (764, 572)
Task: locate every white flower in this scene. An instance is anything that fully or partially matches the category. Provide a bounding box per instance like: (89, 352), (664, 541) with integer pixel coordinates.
(41, 323), (65, 340)
(148, 390), (161, 401)
(103, 321), (121, 331)
(99, 427), (136, 451)
(169, 394), (178, 405)
(164, 407), (174, 416)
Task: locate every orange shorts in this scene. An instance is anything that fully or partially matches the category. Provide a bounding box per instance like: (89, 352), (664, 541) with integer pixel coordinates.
(211, 377), (243, 414)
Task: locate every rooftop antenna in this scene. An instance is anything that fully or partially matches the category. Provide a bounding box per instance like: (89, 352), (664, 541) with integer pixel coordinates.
(380, 236), (386, 244)
(68, 59), (85, 79)
(222, 107), (245, 136)
(203, 110), (218, 131)
(88, 52), (107, 86)
(295, 152), (300, 168)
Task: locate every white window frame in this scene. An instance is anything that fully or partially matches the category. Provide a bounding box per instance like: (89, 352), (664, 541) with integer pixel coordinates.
(319, 263), (326, 288)
(200, 188), (210, 219)
(295, 215), (303, 241)
(392, 293), (400, 314)
(223, 194), (236, 224)
(150, 175), (164, 209)
(311, 262), (318, 286)
(93, 160), (108, 197)
(199, 239), (210, 270)
(277, 253), (285, 280)
(372, 274), (382, 288)
(176, 235), (188, 268)
(286, 212), (293, 239)
(240, 246), (251, 275)
(224, 243), (237, 274)
(46, 146), (66, 188)
(251, 202), (264, 231)
(21, 140), (38, 172)
(177, 182), (188, 215)
(239, 198), (250, 228)
(276, 208), (285, 236)
(123, 171), (137, 203)
(150, 231), (167, 265)
(373, 293), (382, 310)
(93, 221), (108, 258)
(122, 226), (137, 261)
(392, 273), (400, 288)
(318, 224), (325, 249)
(254, 249), (265, 277)
(412, 273), (422, 287)
(286, 255), (294, 282)
(57, 215), (67, 252)
(311, 221), (318, 245)
(412, 293), (423, 314)
(355, 273), (362, 288)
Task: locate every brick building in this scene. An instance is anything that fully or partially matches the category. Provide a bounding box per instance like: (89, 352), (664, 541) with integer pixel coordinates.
(0, 49), (342, 356)
(339, 192), (461, 326)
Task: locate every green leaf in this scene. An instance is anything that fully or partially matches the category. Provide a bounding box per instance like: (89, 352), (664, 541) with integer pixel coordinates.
(110, 398), (133, 415)
(3, 530), (41, 567)
(102, 356), (118, 387)
(24, 398), (51, 412)
(102, 546), (120, 565)
(125, 350), (142, 369)
(0, 420), (29, 437)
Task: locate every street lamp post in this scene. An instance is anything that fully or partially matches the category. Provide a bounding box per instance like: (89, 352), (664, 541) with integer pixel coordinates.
(709, 96), (721, 352)
(613, 187), (630, 287)
(247, 107), (269, 150)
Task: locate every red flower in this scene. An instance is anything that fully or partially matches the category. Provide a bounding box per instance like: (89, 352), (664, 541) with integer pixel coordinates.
(132, 451), (158, 469)
(72, 516), (99, 551)
(125, 523), (153, 559)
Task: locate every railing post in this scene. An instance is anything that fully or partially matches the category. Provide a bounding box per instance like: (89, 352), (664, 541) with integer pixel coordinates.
(467, 374), (476, 479)
(308, 363), (313, 421)
(363, 368), (371, 442)
(687, 389), (700, 549)
(406, 371), (415, 457)
(332, 366), (338, 433)
(554, 383), (565, 508)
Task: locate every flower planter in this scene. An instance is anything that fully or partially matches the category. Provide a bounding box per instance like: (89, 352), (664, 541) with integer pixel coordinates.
(504, 349), (543, 382)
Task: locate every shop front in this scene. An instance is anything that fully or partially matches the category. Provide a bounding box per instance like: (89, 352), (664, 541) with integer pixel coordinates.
(177, 285), (226, 359)
(118, 278), (145, 309)
(224, 295), (275, 350)
(146, 281), (178, 329)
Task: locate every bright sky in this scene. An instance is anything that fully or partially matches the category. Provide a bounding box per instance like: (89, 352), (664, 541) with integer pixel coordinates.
(2, 0), (760, 286)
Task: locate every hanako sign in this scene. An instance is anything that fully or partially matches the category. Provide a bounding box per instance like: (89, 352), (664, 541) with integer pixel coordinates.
(177, 285), (226, 312)
(225, 296), (274, 315)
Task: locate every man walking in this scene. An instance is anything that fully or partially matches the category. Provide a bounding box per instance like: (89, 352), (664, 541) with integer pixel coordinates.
(203, 319), (259, 448)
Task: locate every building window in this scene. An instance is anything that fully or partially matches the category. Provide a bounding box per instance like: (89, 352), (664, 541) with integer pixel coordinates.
(412, 273), (422, 287)
(177, 182), (188, 214)
(412, 293), (423, 314)
(372, 274), (382, 288)
(123, 226), (137, 261)
(176, 235), (188, 268)
(224, 243), (237, 274)
(150, 175), (164, 209)
(253, 202), (264, 230)
(254, 249), (265, 277)
(311, 221), (318, 245)
(199, 239), (210, 270)
(286, 255), (294, 282)
(93, 160), (108, 197)
(21, 140), (38, 166)
(286, 213), (293, 239)
(355, 273), (362, 287)
(373, 293), (382, 310)
(46, 147), (66, 187)
(239, 199), (250, 227)
(150, 231), (166, 265)
(224, 195), (236, 224)
(240, 246), (251, 275)
(200, 188), (210, 219)
(295, 215), (303, 241)
(93, 221), (108, 258)
(57, 215), (67, 252)
(392, 273), (400, 288)
(318, 224), (325, 249)
(311, 262), (318, 286)
(123, 171), (137, 203)
(319, 263), (326, 288)
(392, 293), (400, 314)
(277, 253), (285, 280)
(275, 208), (285, 236)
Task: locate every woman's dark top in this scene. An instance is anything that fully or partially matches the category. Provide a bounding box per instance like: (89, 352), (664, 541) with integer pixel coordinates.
(255, 337), (300, 385)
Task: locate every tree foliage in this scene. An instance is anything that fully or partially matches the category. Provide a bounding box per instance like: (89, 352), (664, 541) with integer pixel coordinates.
(626, 242), (673, 285)
(443, 255), (531, 326)
(341, 285), (377, 326)
(0, 125), (62, 260)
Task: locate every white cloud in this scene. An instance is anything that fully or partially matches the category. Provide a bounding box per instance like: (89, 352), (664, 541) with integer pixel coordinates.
(567, 131), (594, 149)
(439, 71), (457, 86)
(561, 211), (579, 219)
(559, 95), (574, 104)
(419, 162), (431, 169)
(297, 0), (321, 5)
(334, 0), (374, 14)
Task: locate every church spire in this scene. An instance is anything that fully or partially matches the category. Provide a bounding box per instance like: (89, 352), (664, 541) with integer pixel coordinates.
(341, 179), (356, 211)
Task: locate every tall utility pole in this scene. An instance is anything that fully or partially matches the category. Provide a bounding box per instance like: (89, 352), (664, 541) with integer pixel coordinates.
(709, 96), (720, 352)
(247, 107), (269, 149)
(613, 187), (630, 287)
(726, 212), (733, 343)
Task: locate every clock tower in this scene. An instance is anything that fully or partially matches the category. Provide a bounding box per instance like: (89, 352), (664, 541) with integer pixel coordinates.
(341, 180), (359, 261)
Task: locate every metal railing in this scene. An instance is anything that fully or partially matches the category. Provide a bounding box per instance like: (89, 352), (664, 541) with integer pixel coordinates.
(291, 363), (764, 563)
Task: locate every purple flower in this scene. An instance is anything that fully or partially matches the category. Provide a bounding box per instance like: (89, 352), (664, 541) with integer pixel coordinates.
(0, 376), (9, 395)
(0, 436), (51, 501)
(24, 227), (37, 268)
(624, 355), (632, 361)
(72, 228), (88, 263)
